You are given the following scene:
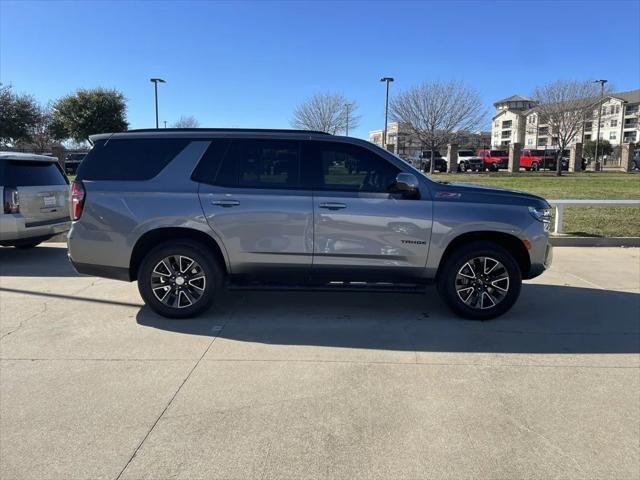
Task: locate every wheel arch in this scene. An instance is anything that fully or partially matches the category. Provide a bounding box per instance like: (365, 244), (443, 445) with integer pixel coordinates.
(130, 227), (228, 281)
(437, 231), (531, 279)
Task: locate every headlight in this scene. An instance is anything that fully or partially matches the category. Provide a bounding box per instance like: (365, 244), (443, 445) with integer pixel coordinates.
(529, 206), (552, 224)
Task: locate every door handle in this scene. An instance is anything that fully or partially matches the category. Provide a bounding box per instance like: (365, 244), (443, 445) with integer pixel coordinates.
(211, 200), (240, 207)
(319, 202), (347, 210)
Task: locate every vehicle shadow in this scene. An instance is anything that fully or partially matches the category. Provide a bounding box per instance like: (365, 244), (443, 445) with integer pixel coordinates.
(137, 284), (640, 354)
(0, 244), (80, 277)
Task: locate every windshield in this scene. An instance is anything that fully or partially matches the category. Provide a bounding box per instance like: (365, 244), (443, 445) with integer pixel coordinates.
(529, 150), (545, 156)
(490, 150), (507, 156)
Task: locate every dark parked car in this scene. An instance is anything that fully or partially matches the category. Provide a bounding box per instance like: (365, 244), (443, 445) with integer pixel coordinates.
(419, 150), (447, 173)
(64, 153), (87, 175)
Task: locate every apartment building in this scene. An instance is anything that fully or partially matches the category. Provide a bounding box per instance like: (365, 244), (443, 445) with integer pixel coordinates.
(491, 95), (538, 147)
(491, 89), (640, 149)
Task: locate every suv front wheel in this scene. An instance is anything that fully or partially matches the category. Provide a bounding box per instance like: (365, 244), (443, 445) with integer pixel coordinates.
(437, 241), (522, 320)
(138, 240), (223, 318)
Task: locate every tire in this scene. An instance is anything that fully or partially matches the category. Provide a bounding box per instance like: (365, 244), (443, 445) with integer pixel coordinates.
(531, 162), (539, 172)
(14, 241), (42, 249)
(137, 240), (223, 319)
(458, 163), (467, 173)
(489, 163), (498, 172)
(436, 241), (522, 320)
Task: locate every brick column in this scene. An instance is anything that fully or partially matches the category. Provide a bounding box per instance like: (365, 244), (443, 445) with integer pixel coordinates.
(447, 144), (458, 173)
(569, 143), (582, 172)
(620, 143), (635, 172)
(508, 142), (521, 172)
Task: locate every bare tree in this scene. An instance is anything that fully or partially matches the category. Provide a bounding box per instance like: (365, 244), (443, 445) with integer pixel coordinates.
(291, 92), (360, 134)
(390, 81), (485, 173)
(531, 80), (602, 176)
(173, 115), (200, 128)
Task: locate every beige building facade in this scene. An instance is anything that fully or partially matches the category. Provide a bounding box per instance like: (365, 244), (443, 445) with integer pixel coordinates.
(369, 122), (491, 160)
(491, 89), (639, 150)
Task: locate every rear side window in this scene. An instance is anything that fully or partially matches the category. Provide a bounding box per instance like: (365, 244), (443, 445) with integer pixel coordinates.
(76, 138), (190, 181)
(301, 141), (400, 193)
(193, 139), (301, 189)
(0, 161), (68, 186)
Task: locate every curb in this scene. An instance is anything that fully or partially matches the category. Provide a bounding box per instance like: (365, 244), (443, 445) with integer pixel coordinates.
(550, 236), (640, 247)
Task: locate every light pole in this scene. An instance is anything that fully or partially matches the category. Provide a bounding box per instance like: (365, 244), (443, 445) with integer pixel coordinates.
(380, 77), (394, 149)
(150, 78), (166, 129)
(593, 79), (608, 168)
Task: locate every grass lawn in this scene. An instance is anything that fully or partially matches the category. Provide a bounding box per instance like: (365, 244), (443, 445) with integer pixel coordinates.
(430, 172), (640, 237)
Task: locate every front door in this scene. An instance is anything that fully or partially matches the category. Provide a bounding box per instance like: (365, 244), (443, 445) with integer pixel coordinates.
(301, 141), (432, 281)
(196, 138), (313, 278)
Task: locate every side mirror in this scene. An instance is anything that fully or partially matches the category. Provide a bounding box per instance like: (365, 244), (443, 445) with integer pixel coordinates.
(394, 173), (419, 193)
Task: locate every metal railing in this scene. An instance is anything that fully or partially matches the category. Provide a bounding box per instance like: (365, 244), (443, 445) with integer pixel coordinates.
(548, 199), (640, 234)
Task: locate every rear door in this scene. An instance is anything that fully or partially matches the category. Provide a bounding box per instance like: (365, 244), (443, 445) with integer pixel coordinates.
(4, 160), (69, 226)
(302, 140), (432, 281)
(195, 138), (313, 278)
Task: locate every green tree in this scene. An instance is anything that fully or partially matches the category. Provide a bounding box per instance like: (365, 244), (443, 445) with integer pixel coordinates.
(583, 139), (613, 160)
(0, 84), (40, 146)
(51, 88), (128, 142)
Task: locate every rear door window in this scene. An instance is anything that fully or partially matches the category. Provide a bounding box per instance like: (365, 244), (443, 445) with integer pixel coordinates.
(1, 161), (68, 186)
(76, 138), (191, 181)
(301, 141), (399, 193)
(193, 139), (301, 189)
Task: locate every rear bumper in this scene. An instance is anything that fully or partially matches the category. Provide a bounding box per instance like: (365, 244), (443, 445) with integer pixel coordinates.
(0, 214), (70, 244)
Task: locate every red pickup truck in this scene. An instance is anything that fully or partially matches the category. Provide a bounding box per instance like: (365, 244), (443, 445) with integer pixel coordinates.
(519, 149), (548, 171)
(477, 149), (508, 171)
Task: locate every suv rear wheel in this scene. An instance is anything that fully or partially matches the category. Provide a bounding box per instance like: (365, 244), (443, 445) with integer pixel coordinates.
(138, 240), (223, 318)
(437, 241), (522, 320)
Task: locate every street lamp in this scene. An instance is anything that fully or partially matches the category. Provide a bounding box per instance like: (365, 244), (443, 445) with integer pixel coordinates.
(344, 103), (351, 136)
(150, 78), (166, 129)
(380, 77), (394, 149)
(593, 79), (608, 167)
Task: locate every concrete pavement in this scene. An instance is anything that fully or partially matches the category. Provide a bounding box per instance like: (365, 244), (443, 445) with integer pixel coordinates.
(0, 245), (639, 479)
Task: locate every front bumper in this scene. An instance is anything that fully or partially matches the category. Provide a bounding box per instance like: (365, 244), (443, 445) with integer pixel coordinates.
(0, 215), (70, 245)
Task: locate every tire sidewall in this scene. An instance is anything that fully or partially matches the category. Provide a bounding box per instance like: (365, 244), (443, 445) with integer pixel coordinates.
(138, 241), (222, 319)
(438, 242), (522, 320)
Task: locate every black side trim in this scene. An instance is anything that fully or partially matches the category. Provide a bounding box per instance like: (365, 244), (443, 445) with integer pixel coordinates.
(0, 234), (53, 247)
(70, 261), (132, 282)
(25, 217), (70, 228)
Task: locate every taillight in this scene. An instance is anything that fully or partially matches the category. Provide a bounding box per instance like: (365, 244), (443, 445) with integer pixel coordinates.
(70, 180), (85, 221)
(3, 187), (19, 214)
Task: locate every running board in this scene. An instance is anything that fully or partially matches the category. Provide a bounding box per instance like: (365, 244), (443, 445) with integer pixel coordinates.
(227, 281), (428, 294)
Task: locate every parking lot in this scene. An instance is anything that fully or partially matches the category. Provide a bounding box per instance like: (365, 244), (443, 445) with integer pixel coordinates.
(0, 244), (638, 479)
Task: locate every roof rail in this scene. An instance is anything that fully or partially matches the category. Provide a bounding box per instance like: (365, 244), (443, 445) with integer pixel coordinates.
(123, 128), (331, 135)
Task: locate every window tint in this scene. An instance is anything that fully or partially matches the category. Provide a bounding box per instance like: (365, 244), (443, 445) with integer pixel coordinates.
(1, 161), (67, 187)
(236, 140), (299, 188)
(76, 138), (190, 181)
(191, 139), (231, 184)
(302, 141), (399, 192)
(195, 139), (301, 189)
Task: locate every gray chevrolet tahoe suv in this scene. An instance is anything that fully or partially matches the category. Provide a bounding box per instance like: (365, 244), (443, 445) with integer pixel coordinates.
(68, 129), (553, 320)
